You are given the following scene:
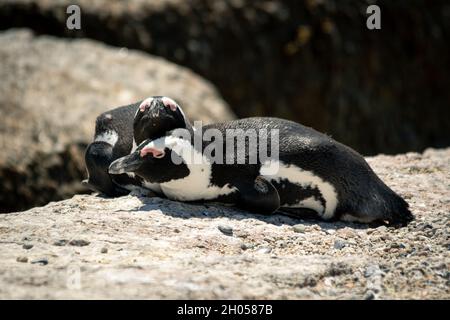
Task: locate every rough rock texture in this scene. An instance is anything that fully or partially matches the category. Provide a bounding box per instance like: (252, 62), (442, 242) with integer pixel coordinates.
(1, 0), (449, 155)
(0, 148), (448, 299)
(0, 29), (234, 213)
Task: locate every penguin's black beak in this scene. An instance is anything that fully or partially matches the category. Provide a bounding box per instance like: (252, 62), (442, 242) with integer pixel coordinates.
(108, 152), (143, 175)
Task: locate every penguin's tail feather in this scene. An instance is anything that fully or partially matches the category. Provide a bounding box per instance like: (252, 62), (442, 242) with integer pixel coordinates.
(382, 190), (414, 227)
(362, 183), (414, 227)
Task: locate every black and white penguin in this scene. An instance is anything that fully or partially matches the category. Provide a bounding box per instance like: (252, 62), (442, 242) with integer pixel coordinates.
(83, 96), (190, 196)
(134, 96), (191, 146)
(109, 117), (414, 225)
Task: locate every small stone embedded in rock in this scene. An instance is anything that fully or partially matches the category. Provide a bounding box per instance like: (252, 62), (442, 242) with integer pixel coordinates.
(240, 243), (254, 250)
(31, 258), (48, 265)
(22, 244), (33, 250)
(338, 228), (357, 239)
(364, 290), (376, 300)
(69, 239), (90, 247)
(364, 264), (383, 278)
(299, 275), (317, 287)
(101, 247), (108, 254)
(257, 246), (272, 254)
(16, 256), (28, 263)
(334, 240), (347, 250)
(53, 239), (68, 246)
(218, 225), (233, 236)
(292, 224), (306, 233)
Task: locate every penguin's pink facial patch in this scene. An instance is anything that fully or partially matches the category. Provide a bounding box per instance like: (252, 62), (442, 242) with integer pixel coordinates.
(162, 97), (178, 112)
(140, 147), (165, 158)
(139, 98), (153, 112)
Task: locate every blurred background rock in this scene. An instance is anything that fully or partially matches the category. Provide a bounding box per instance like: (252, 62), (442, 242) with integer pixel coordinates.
(0, 0), (449, 212)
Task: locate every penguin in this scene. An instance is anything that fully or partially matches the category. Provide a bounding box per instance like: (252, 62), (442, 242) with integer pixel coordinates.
(83, 96), (190, 196)
(108, 117), (414, 226)
(134, 96), (191, 147)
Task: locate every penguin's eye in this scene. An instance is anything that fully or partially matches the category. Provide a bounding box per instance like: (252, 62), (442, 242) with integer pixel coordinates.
(140, 147), (165, 158)
(153, 152), (165, 159)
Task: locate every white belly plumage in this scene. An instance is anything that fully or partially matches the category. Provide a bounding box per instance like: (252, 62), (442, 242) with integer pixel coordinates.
(159, 157), (236, 201)
(260, 160), (338, 219)
(158, 162), (236, 201)
(95, 130), (119, 146)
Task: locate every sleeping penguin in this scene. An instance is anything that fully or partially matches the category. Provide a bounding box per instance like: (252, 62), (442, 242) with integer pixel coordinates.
(83, 96), (191, 196)
(109, 117), (414, 225)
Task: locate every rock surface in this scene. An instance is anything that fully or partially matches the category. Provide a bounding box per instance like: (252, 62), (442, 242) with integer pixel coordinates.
(0, 29), (234, 213)
(1, 0), (449, 155)
(0, 148), (448, 299)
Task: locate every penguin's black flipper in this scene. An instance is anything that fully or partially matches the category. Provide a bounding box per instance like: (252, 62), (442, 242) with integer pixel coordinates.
(236, 176), (280, 215)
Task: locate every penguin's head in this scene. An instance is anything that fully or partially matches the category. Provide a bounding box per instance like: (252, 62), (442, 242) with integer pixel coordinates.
(109, 133), (192, 184)
(133, 96), (190, 145)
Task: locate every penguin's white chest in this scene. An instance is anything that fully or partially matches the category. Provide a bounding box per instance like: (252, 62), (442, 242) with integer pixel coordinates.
(159, 164), (236, 201)
(95, 130), (119, 146)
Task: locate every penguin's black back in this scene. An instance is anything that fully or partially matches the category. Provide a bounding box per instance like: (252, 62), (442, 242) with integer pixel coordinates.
(199, 117), (413, 225)
(84, 101), (141, 196)
(94, 101), (141, 157)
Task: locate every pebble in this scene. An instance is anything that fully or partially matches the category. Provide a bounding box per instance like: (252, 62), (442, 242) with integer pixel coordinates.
(277, 240), (287, 248)
(299, 276), (317, 287)
(364, 264), (383, 278)
(16, 256), (28, 263)
(101, 247), (108, 254)
(364, 290), (376, 300)
(69, 239), (90, 247)
(337, 228), (357, 239)
(53, 239), (68, 246)
(257, 246), (272, 254)
(240, 243), (248, 250)
(292, 224), (306, 233)
(22, 244), (33, 250)
(218, 225), (233, 236)
(390, 242), (406, 249)
(31, 258), (48, 266)
(334, 239), (347, 250)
